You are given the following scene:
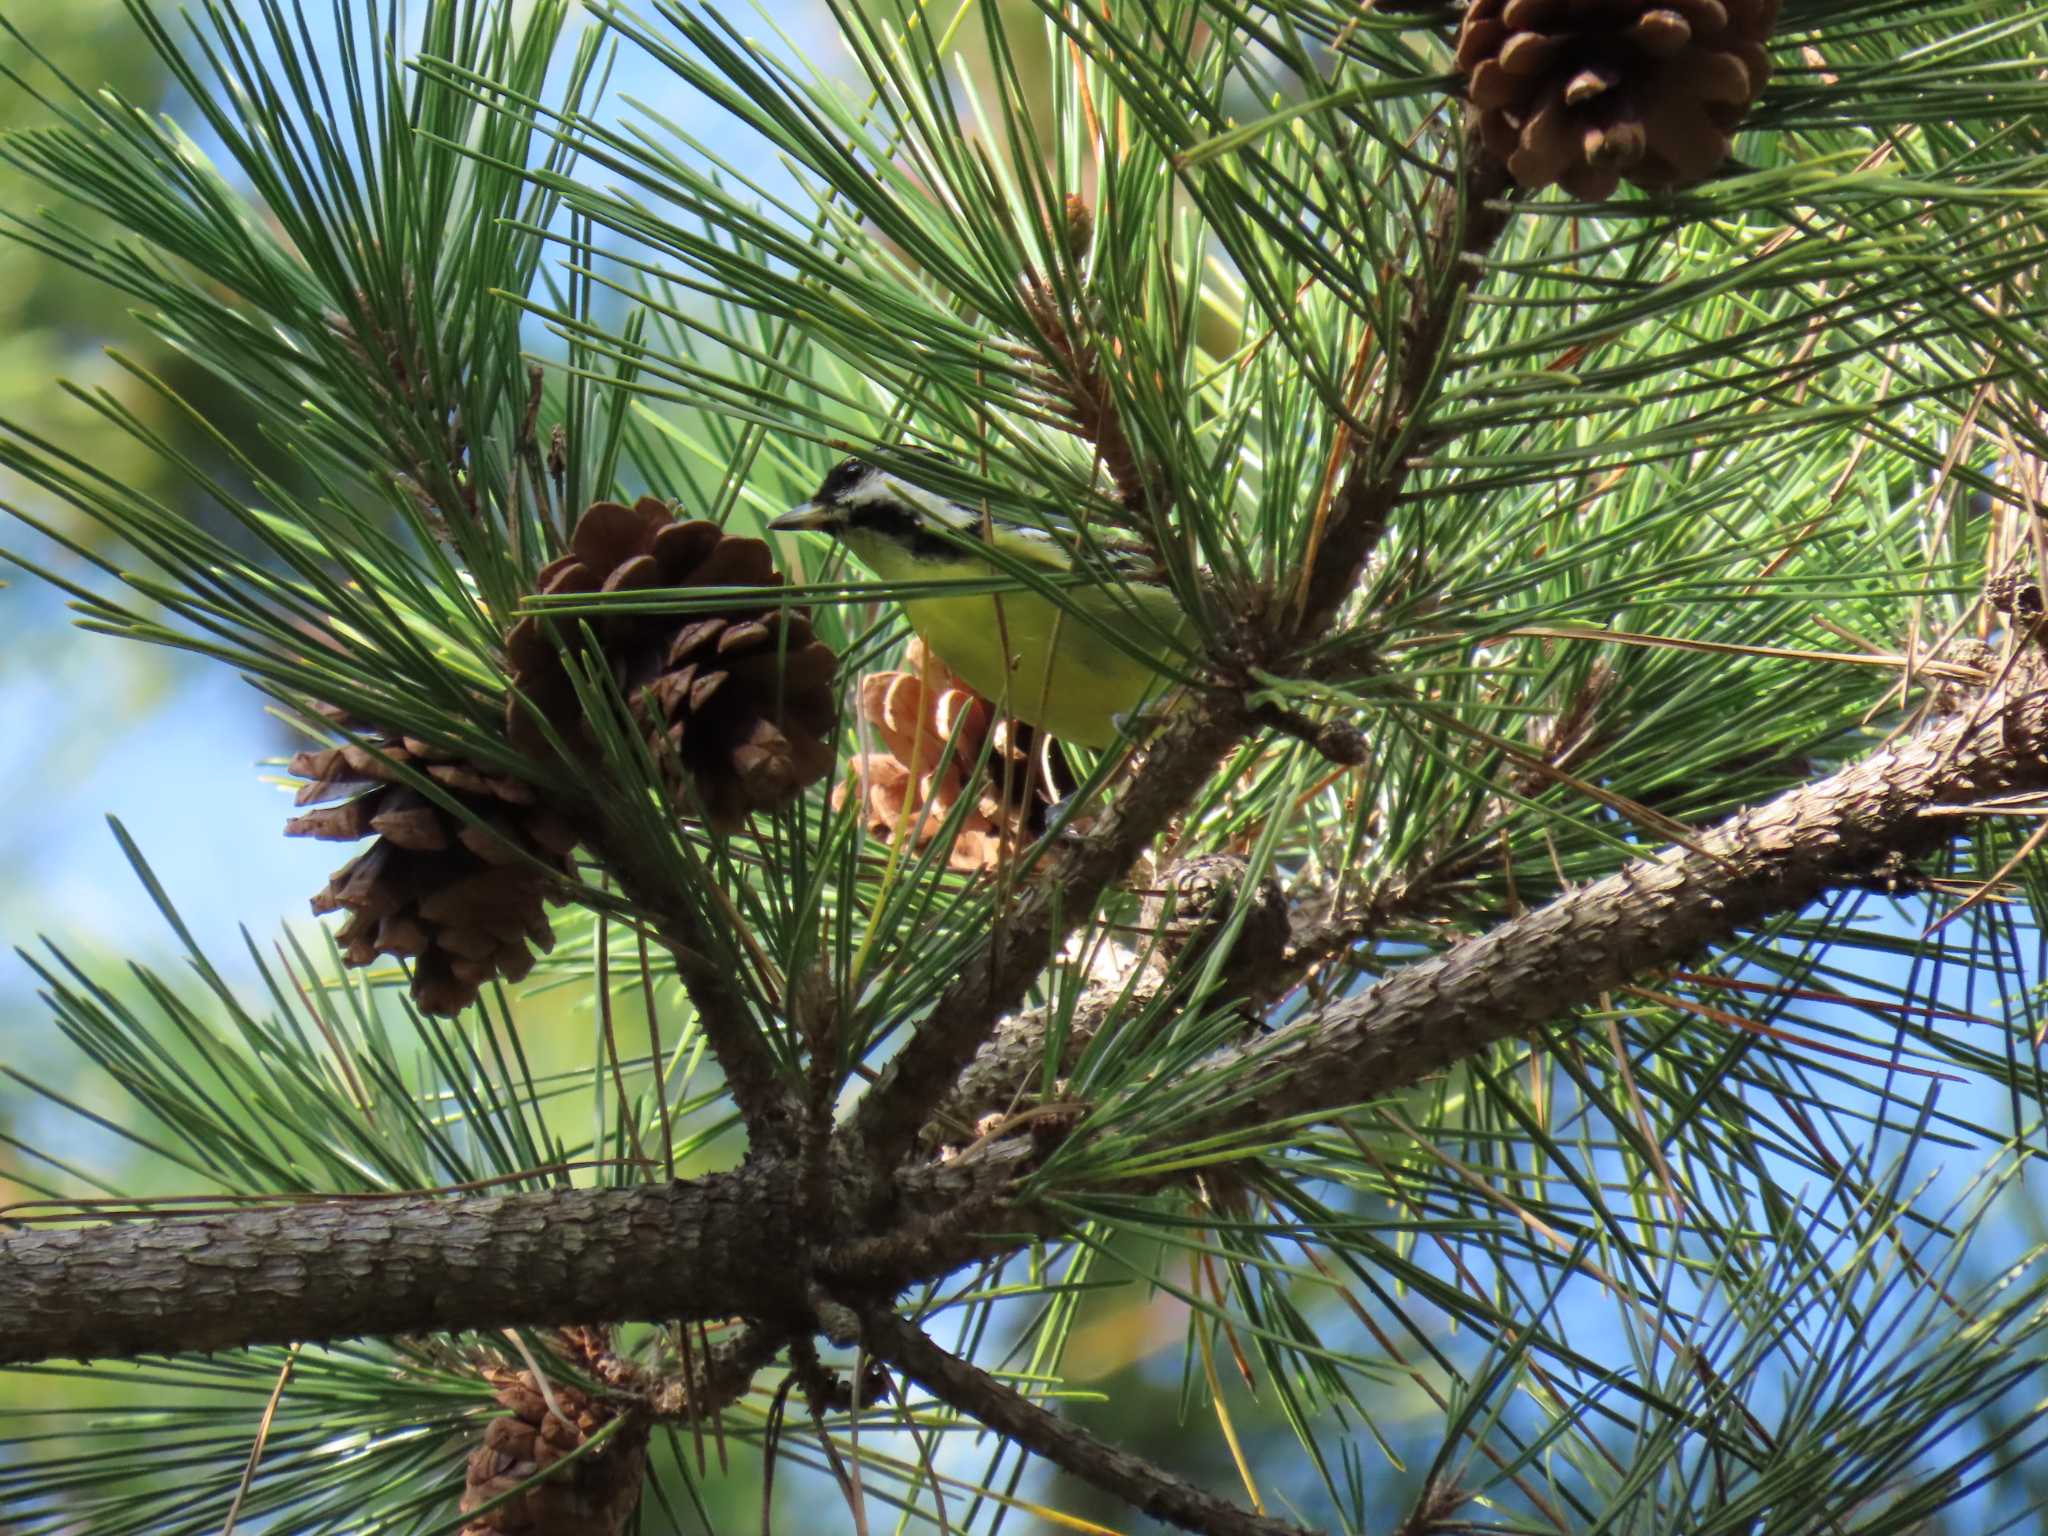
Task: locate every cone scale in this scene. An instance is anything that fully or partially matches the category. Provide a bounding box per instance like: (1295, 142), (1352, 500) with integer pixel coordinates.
(1458, 0), (1779, 199)
(286, 496), (839, 1016)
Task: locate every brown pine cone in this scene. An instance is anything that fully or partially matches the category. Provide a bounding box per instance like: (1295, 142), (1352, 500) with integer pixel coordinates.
(460, 1368), (649, 1535)
(837, 638), (1072, 871)
(1458, 0), (1778, 200)
(1987, 569), (2045, 620)
(1142, 855), (1289, 980)
(287, 718), (579, 1015)
(505, 496), (839, 830)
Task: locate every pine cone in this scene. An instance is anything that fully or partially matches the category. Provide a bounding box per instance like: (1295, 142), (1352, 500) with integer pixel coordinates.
(1987, 569), (2045, 619)
(505, 496), (838, 829)
(1458, 0), (1778, 200)
(1059, 192), (1095, 267)
(287, 718), (579, 1015)
(838, 639), (1072, 871)
(460, 1368), (649, 1535)
(1141, 854), (1289, 986)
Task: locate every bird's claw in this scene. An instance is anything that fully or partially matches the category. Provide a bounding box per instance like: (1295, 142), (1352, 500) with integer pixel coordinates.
(1039, 793), (1091, 847)
(1111, 706), (1171, 738)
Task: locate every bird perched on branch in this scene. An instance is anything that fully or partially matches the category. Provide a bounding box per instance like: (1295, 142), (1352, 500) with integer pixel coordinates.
(771, 455), (1188, 749)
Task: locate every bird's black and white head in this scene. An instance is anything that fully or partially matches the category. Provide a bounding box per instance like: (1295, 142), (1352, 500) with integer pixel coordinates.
(770, 455), (979, 566)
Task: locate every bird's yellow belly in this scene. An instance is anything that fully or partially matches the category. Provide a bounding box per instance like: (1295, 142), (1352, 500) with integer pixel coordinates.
(902, 590), (1163, 748)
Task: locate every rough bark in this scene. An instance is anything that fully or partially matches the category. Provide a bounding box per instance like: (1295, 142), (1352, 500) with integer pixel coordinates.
(2, 682), (2040, 1366)
(1195, 684), (2048, 1137)
(0, 1147), (1032, 1366)
(0, 1174), (807, 1363)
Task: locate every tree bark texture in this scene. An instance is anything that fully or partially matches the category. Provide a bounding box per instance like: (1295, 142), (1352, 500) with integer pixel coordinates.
(0, 1174), (803, 1362)
(1194, 683), (2048, 1135)
(2, 679), (2042, 1365)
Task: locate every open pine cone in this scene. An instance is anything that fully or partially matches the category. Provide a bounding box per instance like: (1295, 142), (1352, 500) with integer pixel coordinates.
(838, 638), (1071, 871)
(505, 496), (838, 830)
(1458, 0), (1778, 199)
(460, 1367), (649, 1536)
(287, 717), (579, 1015)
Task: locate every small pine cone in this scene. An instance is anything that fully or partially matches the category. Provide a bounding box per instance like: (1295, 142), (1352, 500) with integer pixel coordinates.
(1458, 0), (1779, 200)
(1141, 854), (1289, 985)
(460, 1368), (649, 1535)
(1060, 193), (1094, 268)
(287, 718), (578, 1015)
(505, 497), (839, 830)
(837, 639), (1073, 872)
(1987, 569), (2045, 619)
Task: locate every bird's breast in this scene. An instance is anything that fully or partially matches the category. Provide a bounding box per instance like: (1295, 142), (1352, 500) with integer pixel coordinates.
(901, 588), (1159, 748)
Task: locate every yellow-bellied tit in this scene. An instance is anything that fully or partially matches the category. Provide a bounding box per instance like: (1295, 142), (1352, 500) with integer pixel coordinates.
(770, 456), (1188, 749)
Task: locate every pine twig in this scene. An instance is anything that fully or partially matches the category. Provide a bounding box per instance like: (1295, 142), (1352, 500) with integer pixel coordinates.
(640, 1323), (787, 1424)
(597, 836), (802, 1151)
(1017, 264), (1159, 517)
(1294, 141), (1516, 634)
(1393, 1480), (1477, 1536)
(856, 1306), (1318, 1536)
(1246, 701), (1369, 765)
(923, 856), (1289, 1149)
(845, 704), (1246, 1166)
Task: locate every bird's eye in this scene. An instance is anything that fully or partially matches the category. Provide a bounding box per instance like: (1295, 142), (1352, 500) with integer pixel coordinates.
(815, 456), (872, 503)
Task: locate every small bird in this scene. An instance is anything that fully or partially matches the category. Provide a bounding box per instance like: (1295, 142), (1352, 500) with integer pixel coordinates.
(770, 456), (1186, 749)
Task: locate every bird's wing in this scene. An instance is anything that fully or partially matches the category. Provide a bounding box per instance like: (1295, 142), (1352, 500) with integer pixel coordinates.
(986, 519), (1169, 584)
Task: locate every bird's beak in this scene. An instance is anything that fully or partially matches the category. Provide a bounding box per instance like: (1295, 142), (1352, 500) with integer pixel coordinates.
(770, 501), (835, 533)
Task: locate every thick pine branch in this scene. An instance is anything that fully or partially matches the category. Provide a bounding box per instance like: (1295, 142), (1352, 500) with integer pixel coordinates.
(0, 1176), (805, 1363)
(1199, 678), (2048, 1139)
(5, 672), (2042, 1364)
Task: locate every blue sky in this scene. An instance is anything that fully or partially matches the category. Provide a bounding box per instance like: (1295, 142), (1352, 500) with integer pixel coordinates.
(0, 0), (827, 1013)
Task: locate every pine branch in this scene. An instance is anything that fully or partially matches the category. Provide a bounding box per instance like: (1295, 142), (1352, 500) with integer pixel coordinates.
(595, 832), (802, 1149)
(1293, 142), (1515, 635)
(1015, 206), (1162, 520)
(925, 857), (1292, 1149)
(854, 1306), (1319, 1536)
(11, 664), (2048, 1366)
(17, 6), (2048, 1526)
(1187, 673), (2048, 1142)
(846, 705), (1248, 1165)
(0, 1145), (1038, 1364)
(848, 135), (1518, 1172)
(0, 1176), (809, 1364)
(641, 1321), (786, 1421)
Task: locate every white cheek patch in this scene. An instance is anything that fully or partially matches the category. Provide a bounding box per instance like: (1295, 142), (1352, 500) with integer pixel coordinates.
(880, 474), (1064, 551)
(881, 475), (979, 534)
(837, 468), (1081, 562)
